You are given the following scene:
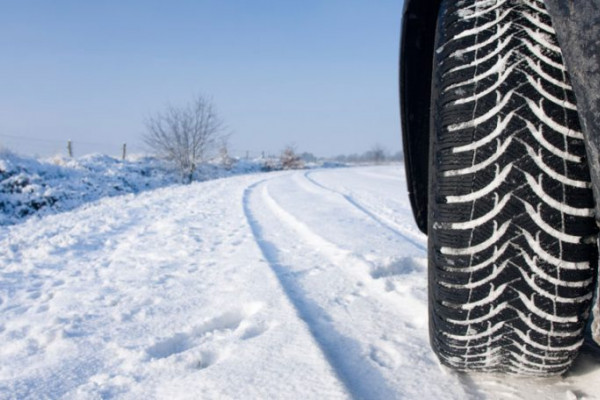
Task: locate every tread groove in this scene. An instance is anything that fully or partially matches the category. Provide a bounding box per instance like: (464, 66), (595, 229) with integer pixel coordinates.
(428, 0), (598, 375)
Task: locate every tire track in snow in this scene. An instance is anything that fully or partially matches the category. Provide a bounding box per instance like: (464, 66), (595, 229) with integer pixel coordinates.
(244, 176), (470, 399)
(303, 171), (426, 251)
(243, 179), (400, 400)
(257, 174), (411, 287)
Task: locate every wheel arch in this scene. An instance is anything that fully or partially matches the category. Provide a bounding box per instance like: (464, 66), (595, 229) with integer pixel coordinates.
(399, 0), (441, 234)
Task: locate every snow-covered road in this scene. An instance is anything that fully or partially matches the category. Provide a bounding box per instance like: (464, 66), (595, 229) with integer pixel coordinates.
(1, 166), (599, 399)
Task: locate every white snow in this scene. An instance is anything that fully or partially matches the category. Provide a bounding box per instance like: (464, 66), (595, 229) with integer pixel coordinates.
(0, 151), (266, 226)
(1, 163), (600, 399)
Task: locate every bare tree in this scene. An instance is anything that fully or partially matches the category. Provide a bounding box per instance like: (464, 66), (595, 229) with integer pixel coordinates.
(369, 144), (386, 164)
(144, 95), (224, 183)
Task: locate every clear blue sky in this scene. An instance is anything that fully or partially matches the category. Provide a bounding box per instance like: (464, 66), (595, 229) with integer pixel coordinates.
(0, 0), (404, 158)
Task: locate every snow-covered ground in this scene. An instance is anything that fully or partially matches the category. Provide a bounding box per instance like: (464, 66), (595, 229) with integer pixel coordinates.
(1, 165), (600, 399)
(0, 151), (268, 226)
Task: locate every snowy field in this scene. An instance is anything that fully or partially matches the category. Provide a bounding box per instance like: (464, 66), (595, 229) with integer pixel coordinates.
(1, 165), (600, 399)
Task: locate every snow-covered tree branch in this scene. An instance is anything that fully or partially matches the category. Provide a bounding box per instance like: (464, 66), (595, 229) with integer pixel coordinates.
(144, 95), (225, 183)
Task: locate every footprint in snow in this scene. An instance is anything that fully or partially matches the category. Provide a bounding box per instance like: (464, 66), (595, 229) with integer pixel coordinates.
(146, 303), (267, 367)
(36, 304), (50, 313)
(28, 291), (42, 300)
(370, 257), (426, 279)
(239, 320), (269, 341)
(193, 349), (220, 370)
(369, 342), (400, 370)
(146, 332), (192, 359)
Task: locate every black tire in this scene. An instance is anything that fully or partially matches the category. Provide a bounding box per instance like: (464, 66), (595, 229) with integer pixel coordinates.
(428, 0), (598, 375)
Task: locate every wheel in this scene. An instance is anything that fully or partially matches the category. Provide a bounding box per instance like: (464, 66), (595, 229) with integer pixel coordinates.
(428, 0), (598, 375)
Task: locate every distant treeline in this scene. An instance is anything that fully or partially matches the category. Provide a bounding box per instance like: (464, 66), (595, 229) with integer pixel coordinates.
(305, 145), (403, 164)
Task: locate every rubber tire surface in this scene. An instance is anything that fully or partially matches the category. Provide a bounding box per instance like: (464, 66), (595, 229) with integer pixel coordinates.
(428, 0), (598, 375)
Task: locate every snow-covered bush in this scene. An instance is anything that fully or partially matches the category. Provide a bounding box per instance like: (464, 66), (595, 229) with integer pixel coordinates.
(0, 148), (346, 226)
(0, 151), (179, 225)
(0, 151), (279, 226)
(279, 146), (304, 170)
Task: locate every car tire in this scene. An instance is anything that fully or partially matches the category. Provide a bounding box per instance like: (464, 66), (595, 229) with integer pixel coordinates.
(428, 0), (598, 375)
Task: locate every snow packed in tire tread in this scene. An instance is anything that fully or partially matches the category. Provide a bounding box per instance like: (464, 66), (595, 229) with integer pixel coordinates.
(429, 0), (598, 375)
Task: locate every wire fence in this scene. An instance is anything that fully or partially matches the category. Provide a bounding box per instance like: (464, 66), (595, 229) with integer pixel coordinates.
(0, 133), (278, 162)
(0, 133), (401, 163)
(0, 133), (145, 159)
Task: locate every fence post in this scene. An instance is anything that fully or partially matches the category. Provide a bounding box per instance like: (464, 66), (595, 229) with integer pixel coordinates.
(67, 140), (73, 158)
(122, 143), (127, 160)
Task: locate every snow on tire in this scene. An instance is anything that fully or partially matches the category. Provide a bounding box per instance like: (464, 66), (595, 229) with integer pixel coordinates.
(428, 0), (598, 375)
